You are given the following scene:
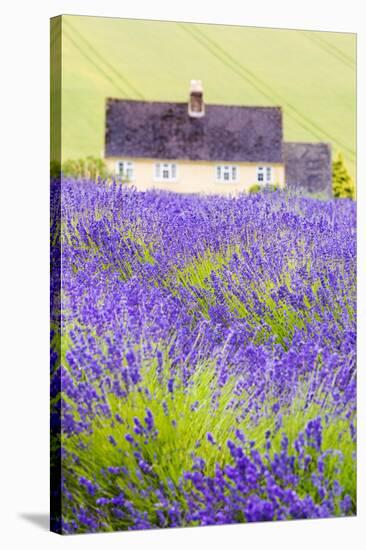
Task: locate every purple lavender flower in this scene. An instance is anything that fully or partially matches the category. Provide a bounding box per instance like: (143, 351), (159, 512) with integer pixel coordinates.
(167, 378), (174, 393)
(206, 432), (216, 445)
(55, 179), (356, 532)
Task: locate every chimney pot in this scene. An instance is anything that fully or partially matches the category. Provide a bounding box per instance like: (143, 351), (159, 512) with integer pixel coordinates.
(188, 79), (205, 118)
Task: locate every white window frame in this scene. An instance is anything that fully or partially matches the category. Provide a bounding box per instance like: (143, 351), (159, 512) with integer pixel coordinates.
(154, 162), (178, 182)
(256, 166), (272, 185)
(116, 160), (135, 181)
(215, 165), (239, 183)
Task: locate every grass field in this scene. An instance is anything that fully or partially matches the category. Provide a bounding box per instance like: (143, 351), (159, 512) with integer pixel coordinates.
(56, 16), (356, 176)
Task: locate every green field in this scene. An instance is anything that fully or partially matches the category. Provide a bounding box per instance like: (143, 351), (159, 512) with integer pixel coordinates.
(58, 15), (356, 176)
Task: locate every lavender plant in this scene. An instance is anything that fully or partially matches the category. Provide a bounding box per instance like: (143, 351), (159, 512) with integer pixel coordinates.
(51, 178), (356, 533)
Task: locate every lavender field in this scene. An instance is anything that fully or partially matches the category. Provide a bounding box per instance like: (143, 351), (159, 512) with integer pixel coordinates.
(51, 179), (356, 533)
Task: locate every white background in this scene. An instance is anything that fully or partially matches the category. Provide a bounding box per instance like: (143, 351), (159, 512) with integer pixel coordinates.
(0, 0), (365, 548)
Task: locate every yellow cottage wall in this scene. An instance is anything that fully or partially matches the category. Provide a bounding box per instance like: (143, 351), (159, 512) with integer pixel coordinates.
(105, 157), (285, 195)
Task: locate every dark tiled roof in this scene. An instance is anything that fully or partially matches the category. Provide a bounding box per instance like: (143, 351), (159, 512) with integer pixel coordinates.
(284, 142), (332, 196)
(105, 99), (283, 163)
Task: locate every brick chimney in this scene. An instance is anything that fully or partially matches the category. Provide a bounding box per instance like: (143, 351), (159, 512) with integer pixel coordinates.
(188, 79), (205, 118)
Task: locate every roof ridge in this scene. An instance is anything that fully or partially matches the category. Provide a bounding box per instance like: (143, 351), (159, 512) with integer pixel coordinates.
(106, 97), (283, 111)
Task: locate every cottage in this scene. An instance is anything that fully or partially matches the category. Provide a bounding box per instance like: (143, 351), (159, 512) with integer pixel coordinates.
(104, 80), (331, 195)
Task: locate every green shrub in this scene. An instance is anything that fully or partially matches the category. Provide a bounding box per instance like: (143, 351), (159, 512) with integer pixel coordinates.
(62, 156), (109, 181)
(264, 183), (279, 192)
(249, 183), (261, 194)
(332, 153), (355, 199)
(249, 183), (279, 194)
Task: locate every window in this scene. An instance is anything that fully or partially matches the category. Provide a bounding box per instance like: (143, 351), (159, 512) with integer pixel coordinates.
(154, 163), (177, 182)
(257, 167), (264, 183)
(266, 166), (272, 183)
(116, 160), (134, 180)
(257, 166), (272, 184)
(215, 165), (238, 183)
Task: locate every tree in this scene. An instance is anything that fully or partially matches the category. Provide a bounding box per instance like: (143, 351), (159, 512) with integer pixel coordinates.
(62, 156), (109, 181)
(332, 153), (355, 199)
